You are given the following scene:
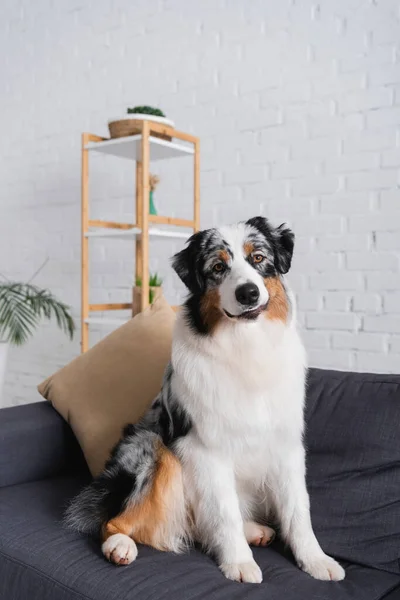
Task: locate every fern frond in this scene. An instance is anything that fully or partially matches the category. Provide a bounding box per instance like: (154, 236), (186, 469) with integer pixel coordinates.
(0, 283), (75, 346)
(0, 284), (39, 345)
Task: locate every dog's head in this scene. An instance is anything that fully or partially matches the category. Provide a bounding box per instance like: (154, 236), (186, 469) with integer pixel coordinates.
(172, 217), (294, 333)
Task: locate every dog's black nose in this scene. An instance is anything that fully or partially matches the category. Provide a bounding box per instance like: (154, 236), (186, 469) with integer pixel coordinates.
(235, 283), (260, 306)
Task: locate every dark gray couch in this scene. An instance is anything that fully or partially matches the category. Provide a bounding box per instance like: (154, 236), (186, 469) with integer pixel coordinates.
(0, 369), (399, 600)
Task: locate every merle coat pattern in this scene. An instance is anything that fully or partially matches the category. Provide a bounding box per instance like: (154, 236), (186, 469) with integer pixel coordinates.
(66, 216), (345, 584)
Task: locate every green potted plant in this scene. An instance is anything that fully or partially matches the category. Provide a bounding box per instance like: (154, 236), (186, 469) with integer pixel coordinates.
(133, 273), (163, 315)
(0, 278), (75, 403)
(127, 106), (166, 117)
(108, 106), (174, 140)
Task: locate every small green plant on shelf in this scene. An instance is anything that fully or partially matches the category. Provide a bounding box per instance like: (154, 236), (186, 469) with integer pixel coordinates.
(135, 273), (163, 304)
(0, 280), (75, 345)
(127, 106), (166, 117)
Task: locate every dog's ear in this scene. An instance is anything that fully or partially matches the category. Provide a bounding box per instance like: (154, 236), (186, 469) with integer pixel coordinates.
(273, 223), (295, 274)
(246, 216), (273, 238)
(246, 216), (294, 274)
(172, 231), (205, 294)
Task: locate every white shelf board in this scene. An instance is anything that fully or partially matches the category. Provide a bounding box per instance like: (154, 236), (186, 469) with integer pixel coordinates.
(85, 135), (194, 161)
(85, 227), (190, 240)
(85, 317), (131, 326)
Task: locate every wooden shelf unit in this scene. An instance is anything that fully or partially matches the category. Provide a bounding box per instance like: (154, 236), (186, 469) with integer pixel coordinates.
(81, 121), (200, 352)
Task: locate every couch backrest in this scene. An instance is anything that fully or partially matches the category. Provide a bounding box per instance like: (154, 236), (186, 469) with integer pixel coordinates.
(305, 368), (400, 574)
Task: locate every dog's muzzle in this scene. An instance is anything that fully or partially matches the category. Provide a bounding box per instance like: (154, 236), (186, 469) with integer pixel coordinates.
(224, 302), (268, 321)
(235, 283), (260, 306)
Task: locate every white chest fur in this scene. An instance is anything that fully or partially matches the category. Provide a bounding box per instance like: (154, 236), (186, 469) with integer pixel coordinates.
(171, 310), (307, 481)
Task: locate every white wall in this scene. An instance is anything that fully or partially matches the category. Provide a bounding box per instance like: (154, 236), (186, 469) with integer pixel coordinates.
(1, 0), (400, 405)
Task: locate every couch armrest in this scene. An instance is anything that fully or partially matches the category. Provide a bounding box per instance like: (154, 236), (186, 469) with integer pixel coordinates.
(0, 401), (86, 488)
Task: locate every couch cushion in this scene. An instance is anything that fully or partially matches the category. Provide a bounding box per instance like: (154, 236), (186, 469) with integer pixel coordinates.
(0, 475), (399, 600)
(306, 369), (400, 575)
(38, 296), (175, 476)
(0, 402), (82, 489)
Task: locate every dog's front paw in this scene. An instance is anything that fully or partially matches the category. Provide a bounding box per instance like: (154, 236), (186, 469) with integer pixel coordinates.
(102, 533), (138, 566)
(299, 553), (345, 581)
(220, 559), (263, 583)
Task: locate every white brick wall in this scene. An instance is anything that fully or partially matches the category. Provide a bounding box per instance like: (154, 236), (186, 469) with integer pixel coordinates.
(1, 0), (400, 406)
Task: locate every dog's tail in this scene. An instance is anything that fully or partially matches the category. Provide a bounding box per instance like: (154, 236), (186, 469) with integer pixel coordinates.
(64, 426), (162, 535)
(64, 476), (110, 535)
(64, 425), (187, 552)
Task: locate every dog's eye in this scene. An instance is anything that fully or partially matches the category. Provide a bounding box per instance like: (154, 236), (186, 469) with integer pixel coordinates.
(213, 262), (225, 273)
(253, 254), (264, 264)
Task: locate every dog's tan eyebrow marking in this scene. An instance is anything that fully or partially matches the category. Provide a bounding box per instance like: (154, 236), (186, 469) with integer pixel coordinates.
(218, 249), (230, 263)
(243, 242), (254, 257)
(243, 242), (254, 256)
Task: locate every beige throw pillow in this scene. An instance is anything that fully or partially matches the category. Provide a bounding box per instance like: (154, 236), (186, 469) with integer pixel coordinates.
(38, 296), (175, 476)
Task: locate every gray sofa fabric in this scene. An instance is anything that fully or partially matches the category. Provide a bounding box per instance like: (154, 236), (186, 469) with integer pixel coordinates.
(306, 370), (400, 575)
(0, 368), (399, 600)
(0, 402), (83, 489)
(1, 475), (399, 600)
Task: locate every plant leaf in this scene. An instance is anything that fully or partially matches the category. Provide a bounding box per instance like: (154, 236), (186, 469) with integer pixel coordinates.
(0, 282), (75, 345)
(0, 284), (39, 345)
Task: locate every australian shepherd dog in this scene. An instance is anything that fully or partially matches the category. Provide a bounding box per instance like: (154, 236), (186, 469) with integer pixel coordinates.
(66, 216), (345, 584)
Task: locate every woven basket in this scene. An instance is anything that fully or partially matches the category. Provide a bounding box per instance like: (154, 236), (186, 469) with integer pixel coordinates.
(108, 119), (171, 141)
